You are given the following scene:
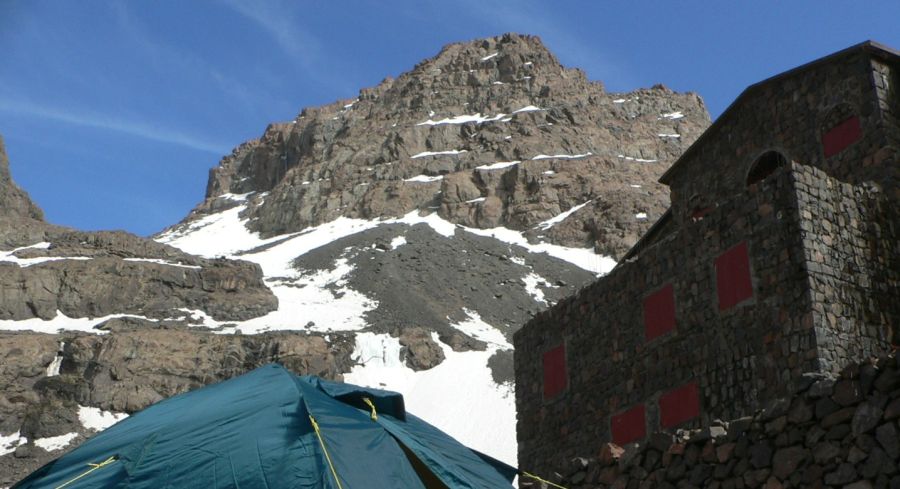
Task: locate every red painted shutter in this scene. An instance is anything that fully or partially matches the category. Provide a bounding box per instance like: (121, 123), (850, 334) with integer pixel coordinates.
(644, 283), (676, 341)
(659, 382), (701, 429)
(611, 404), (647, 445)
(715, 241), (753, 310)
(542, 344), (567, 399)
(823, 116), (862, 157)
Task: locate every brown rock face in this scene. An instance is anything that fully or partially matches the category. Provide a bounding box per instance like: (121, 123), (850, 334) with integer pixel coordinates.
(0, 135), (43, 222)
(0, 139), (279, 323)
(175, 33), (710, 260)
(0, 135), (281, 481)
(0, 233), (276, 322)
(0, 329), (354, 485)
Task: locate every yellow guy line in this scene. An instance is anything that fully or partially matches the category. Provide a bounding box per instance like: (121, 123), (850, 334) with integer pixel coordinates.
(54, 456), (117, 489)
(520, 470), (569, 489)
(362, 397), (378, 421)
(309, 414), (345, 489)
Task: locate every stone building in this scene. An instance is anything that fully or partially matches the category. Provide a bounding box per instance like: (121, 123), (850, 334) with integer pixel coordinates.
(514, 41), (900, 474)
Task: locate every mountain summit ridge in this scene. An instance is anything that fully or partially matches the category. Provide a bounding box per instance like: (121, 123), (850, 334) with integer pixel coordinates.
(174, 33), (709, 259)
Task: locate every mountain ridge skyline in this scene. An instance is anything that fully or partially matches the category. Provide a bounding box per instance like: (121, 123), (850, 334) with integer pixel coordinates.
(3, 1), (899, 235)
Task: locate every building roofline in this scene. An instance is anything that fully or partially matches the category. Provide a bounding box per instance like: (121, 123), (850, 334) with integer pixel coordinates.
(619, 207), (673, 263)
(659, 40), (900, 185)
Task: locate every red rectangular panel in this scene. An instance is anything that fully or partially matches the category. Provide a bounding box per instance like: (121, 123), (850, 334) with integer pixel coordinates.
(659, 382), (700, 429)
(715, 241), (753, 310)
(823, 116), (862, 157)
(542, 344), (567, 399)
(611, 404), (646, 445)
(644, 283), (676, 341)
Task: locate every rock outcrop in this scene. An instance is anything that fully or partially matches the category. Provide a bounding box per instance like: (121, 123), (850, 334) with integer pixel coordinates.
(0, 136), (43, 222)
(0, 328), (354, 485)
(0, 231), (276, 322)
(0, 136), (281, 481)
(175, 33), (709, 259)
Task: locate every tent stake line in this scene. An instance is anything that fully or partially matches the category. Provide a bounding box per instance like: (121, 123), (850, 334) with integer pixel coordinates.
(309, 414), (346, 489)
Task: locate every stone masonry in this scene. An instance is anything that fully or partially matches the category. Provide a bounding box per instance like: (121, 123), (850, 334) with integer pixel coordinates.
(514, 41), (900, 478)
(535, 351), (900, 489)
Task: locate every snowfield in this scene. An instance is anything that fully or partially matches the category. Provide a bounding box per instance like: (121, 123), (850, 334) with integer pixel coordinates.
(1, 198), (619, 466)
(157, 203), (617, 464)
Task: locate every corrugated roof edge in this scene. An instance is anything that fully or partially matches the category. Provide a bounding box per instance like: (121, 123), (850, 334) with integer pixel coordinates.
(659, 40), (900, 185)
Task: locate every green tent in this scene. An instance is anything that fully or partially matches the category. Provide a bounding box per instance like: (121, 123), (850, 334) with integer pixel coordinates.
(14, 364), (516, 488)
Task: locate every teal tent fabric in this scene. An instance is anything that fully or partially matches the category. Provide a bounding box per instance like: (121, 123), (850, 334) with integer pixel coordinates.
(13, 364), (515, 488)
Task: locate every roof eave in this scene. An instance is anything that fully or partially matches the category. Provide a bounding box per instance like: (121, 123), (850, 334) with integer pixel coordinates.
(659, 40), (900, 185)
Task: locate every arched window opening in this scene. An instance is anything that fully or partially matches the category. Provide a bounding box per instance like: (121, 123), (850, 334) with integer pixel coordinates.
(691, 206), (713, 222)
(688, 194), (713, 222)
(746, 151), (787, 186)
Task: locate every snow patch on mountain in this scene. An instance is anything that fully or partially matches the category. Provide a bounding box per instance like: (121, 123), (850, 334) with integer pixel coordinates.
(531, 152), (592, 160)
(523, 273), (558, 305)
(345, 331), (515, 465)
(404, 175), (444, 183)
(0, 311), (151, 334)
(45, 342), (64, 377)
(450, 309), (511, 348)
(122, 258), (201, 269)
(218, 257), (376, 334)
(410, 150), (467, 159)
(0, 432), (26, 457)
(536, 200), (592, 230)
(476, 161), (521, 171)
(0, 243), (92, 267)
(78, 406), (129, 432)
(34, 433), (78, 452)
(390, 236), (407, 249)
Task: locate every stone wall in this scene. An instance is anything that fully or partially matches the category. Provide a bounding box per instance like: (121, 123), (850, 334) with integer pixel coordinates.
(872, 57), (900, 201)
(794, 165), (900, 373)
(663, 49), (894, 228)
(514, 164), (896, 475)
(528, 351), (900, 489)
(515, 166), (812, 474)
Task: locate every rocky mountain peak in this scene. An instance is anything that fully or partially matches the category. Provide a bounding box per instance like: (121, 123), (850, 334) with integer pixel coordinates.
(407, 32), (573, 88)
(0, 135), (44, 222)
(184, 33), (709, 259)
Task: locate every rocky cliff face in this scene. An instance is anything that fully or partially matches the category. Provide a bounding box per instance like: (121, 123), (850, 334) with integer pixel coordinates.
(0, 136), (43, 223)
(1, 33), (711, 484)
(0, 327), (354, 483)
(0, 135), (286, 485)
(182, 33), (708, 259)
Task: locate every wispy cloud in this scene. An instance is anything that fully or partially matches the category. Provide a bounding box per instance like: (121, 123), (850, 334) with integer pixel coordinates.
(222, 0), (323, 67)
(0, 98), (230, 154)
(110, 3), (287, 116)
(221, 0), (354, 94)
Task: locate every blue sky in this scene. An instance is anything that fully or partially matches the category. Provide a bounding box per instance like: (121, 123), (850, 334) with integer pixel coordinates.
(2, 1), (899, 236)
